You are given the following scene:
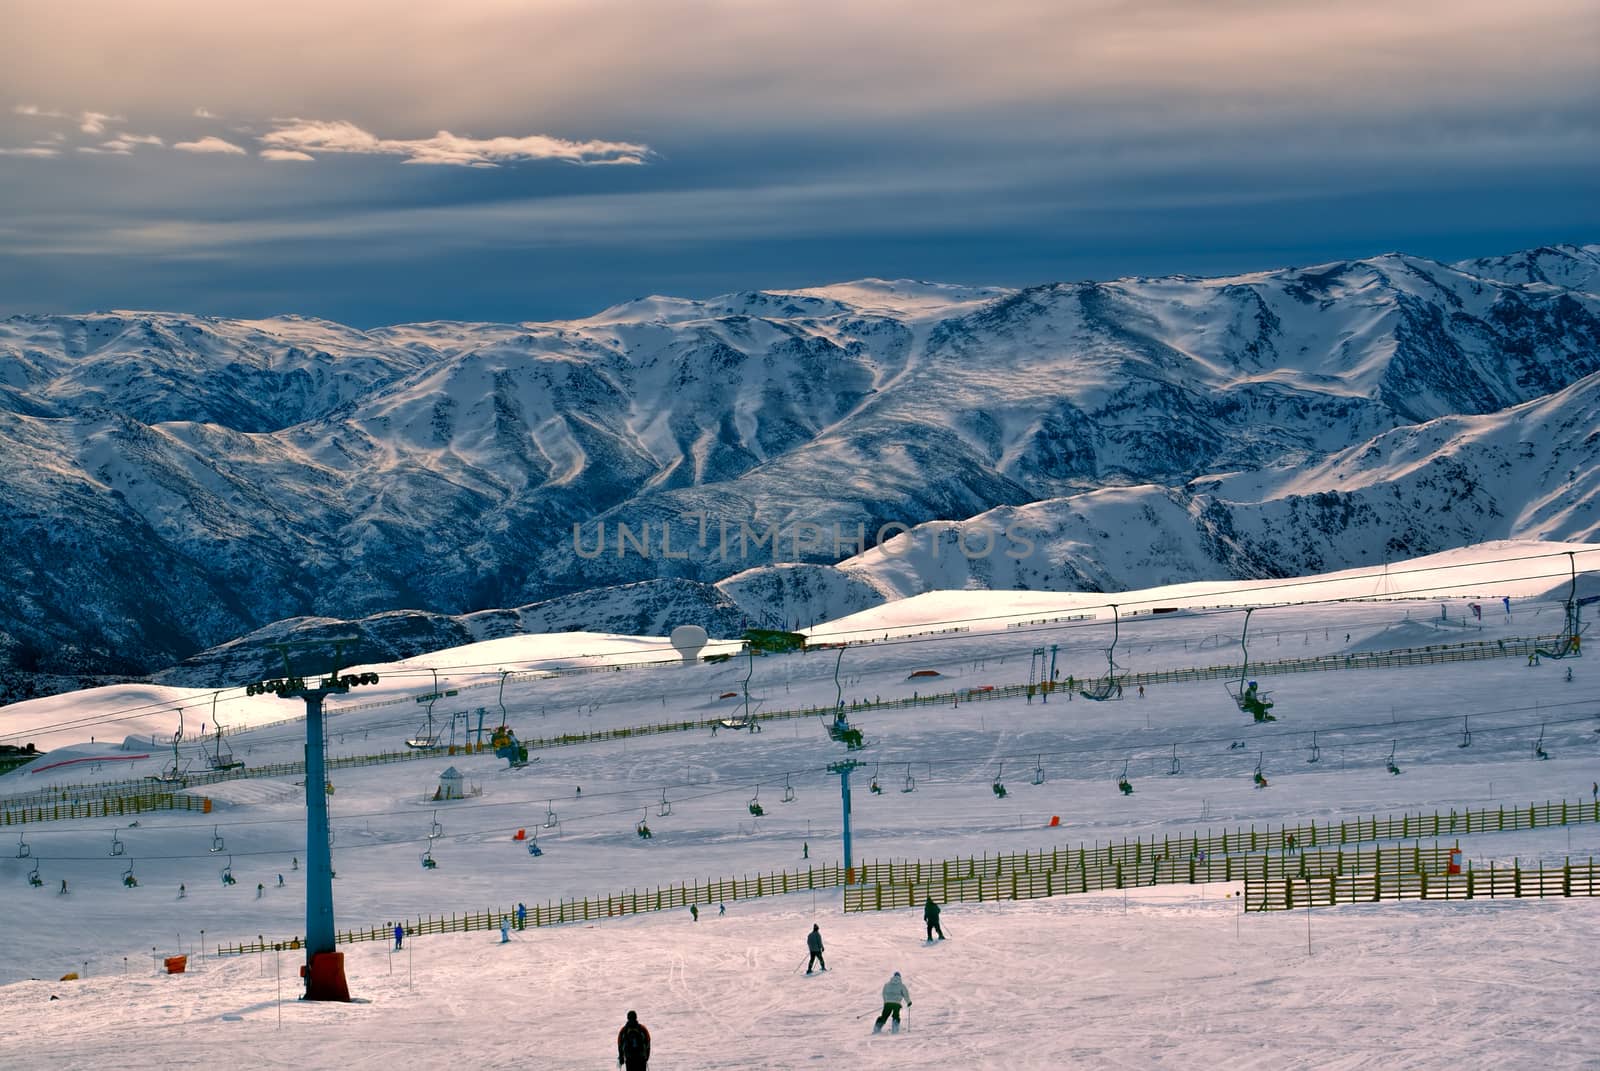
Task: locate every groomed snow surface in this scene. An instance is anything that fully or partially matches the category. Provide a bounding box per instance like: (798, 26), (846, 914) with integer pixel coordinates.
(1, 542), (1597, 1069)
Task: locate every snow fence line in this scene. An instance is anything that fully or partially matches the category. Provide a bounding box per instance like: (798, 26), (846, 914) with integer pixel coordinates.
(1245, 859), (1600, 910)
(5, 630), (1564, 813)
(1, 788), (211, 826)
(211, 798), (1599, 956)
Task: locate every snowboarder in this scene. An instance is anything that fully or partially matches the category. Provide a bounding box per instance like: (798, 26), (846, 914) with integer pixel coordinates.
(806, 924), (826, 973)
(923, 897), (944, 941)
(394, 924), (403, 950)
(873, 971), (911, 1034)
(690, 904), (699, 922)
(617, 1010), (651, 1071)
(278, 874), (284, 887)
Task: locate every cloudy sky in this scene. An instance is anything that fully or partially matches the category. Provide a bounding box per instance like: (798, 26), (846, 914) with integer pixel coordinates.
(1, 0), (1595, 325)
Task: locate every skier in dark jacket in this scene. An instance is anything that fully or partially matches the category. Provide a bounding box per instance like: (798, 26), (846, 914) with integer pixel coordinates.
(923, 896), (944, 940)
(618, 1010), (651, 1070)
(806, 924), (826, 973)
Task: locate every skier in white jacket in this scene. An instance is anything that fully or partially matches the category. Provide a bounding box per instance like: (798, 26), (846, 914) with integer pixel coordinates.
(872, 972), (911, 1034)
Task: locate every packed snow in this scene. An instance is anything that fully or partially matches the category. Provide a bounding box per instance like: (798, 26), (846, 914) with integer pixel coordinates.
(1, 540), (1597, 1069)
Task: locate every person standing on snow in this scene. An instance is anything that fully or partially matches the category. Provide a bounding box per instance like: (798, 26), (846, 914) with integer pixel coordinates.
(393, 924), (403, 951)
(806, 924), (826, 973)
(923, 896), (945, 941)
(873, 971), (911, 1033)
(617, 1010), (651, 1070)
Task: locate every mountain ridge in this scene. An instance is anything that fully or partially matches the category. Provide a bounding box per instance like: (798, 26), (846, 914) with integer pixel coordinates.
(2, 243), (1597, 696)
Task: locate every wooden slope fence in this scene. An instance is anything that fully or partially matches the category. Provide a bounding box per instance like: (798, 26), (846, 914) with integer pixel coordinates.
(1245, 859), (1600, 911)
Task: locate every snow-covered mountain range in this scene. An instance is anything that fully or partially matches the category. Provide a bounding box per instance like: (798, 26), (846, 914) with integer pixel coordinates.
(2, 244), (1597, 692)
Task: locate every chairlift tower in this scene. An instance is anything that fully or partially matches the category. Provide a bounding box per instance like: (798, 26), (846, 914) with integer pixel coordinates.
(829, 759), (863, 885)
(246, 639), (380, 1002)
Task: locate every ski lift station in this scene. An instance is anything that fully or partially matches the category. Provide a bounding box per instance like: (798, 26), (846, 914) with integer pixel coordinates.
(433, 766), (465, 802)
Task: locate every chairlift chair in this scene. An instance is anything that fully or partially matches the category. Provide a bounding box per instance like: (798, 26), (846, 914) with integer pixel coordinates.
(429, 811), (443, 840)
(210, 825), (225, 853)
(1167, 745), (1181, 776)
(27, 859), (42, 887)
(1032, 755), (1045, 786)
(109, 830), (125, 857)
(636, 812), (653, 839)
(1533, 551), (1587, 660)
(659, 789), (674, 816)
(1079, 604), (1125, 701)
(204, 708), (244, 772)
(748, 785), (765, 817)
(1386, 741), (1402, 775)
(869, 764), (882, 794)
(421, 848), (438, 869)
(407, 669), (445, 749)
(1252, 753), (1269, 789)
(1117, 759), (1133, 796)
(122, 860), (138, 888)
(1307, 731), (1321, 764)
(1459, 717), (1472, 749)
(15, 833), (29, 859)
(221, 855), (236, 885)
(527, 835), (543, 857)
(781, 776), (795, 804)
(992, 762), (1007, 798)
(1534, 724), (1550, 760)
(544, 800), (559, 829)
(901, 763), (916, 793)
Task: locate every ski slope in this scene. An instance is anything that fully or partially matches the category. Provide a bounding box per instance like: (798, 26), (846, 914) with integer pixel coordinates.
(0, 540), (1597, 1069)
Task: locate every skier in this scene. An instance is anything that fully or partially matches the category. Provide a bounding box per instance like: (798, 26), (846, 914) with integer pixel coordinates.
(718, 902), (725, 917)
(59, 879), (68, 895)
(256, 882), (264, 898)
(872, 971), (911, 1034)
(500, 917), (510, 944)
(277, 874), (284, 887)
(923, 896), (944, 941)
(394, 924), (403, 951)
(517, 902), (527, 930)
(803, 842), (809, 860)
(806, 924), (826, 973)
(690, 904), (699, 922)
(617, 1010), (651, 1071)
(178, 883), (186, 899)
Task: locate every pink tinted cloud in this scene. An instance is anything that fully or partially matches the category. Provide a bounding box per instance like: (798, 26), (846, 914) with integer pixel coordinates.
(257, 118), (650, 167)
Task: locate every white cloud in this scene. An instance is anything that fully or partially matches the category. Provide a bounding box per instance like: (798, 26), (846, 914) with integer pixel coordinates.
(257, 118), (650, 168)
(193, 106), (220, 119)
(13, 104), (68, 119)
(78, 111), (120, 134)
(84, 133), (165, 154)
(259, 148), (314, 162)
(173, 136), (247, 155)
(0, 146), (59, 157)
